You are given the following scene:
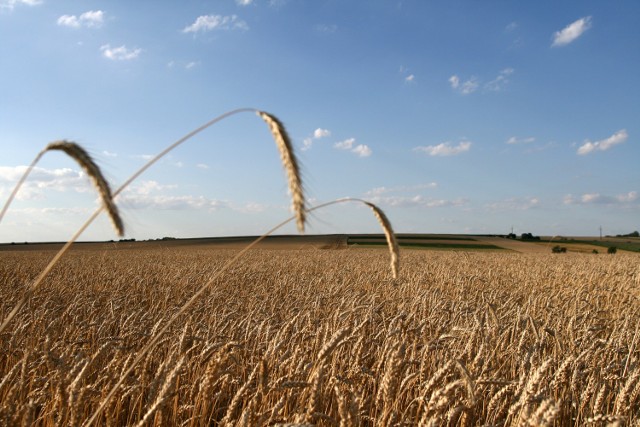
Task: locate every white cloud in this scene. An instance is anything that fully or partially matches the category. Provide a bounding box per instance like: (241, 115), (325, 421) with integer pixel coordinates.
(449, 75), (478, 94)
(352, 144), (372, 157)
(196, 163), (209, 169)
(405, 74), (415, 83)
(236, 0), (253, 5)
(366, 195), (467, 209)
(564, 191), (638, 205)
(313, 128), (330, 139)
(57, 10), (104, 28)
(506, 136), (535, 145)
(334, 138), (371, 157)
(552, 16), (592, 47)
(486, 197), (540, 211)
(315, 24), (337, 34)
(185, 61), (199, 69)
(577, 129), (628, 155)
(128, 180), (177, 196)
(0, 0), (42, 10)
(334, 138), (355, 150)
(617, 191), (638, 203)
(301, 128), (331, 151)
(119, 181), (224, 210)
(183, 15), (248, 33)
(120, 194), (226, 211)
(485, 68), (514, 91)
(505, 22), (518, 32)
(414, 141), (472, 156)
(101, 44), (141, 61)
(365, 183), (438, 197)
(301, 137), (313, 151)
(102, 150), (117, 157)
(0, 166), (95, 200)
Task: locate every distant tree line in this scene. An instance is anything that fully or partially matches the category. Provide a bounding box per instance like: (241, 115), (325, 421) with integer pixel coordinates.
(504, 232), (540, 241)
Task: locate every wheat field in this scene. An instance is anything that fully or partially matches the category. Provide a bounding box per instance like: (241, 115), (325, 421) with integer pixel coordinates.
(1, 245), (639, 426)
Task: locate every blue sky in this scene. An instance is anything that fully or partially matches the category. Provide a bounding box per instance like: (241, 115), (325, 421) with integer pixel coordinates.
(1, 0), (638, 242)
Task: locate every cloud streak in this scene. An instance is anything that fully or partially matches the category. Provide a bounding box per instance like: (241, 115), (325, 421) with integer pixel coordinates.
(0, 166), (95, 200)
(0, 0), (42, 10)
(552, 16), (592, 47)
(577, 129), (628, 155)
(183, 15), (248, 33)
(334, 138), (372, 157)
(564, 191), (637, 205)
(57, 10), (104, 28)
(414, 141), (471, 156)
(449, 75), (478, 95)
(101, 44), (141, 60)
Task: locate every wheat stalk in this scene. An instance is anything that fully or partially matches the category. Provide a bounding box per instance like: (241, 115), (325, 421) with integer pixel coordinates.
(257, 111), (305, 233)
(0, 140), (123, 235)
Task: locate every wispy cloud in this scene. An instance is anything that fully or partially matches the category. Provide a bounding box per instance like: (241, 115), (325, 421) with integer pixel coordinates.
(448, 75), (478, 94)
(505, 22), (518, 32)
(366, 194), (467, 209)
(315, 24), (337, 34)
(313, 128), (330, 139)
(119, 181), (225, 211)
(552, 16), (592, 47)
(450, 68), (514, 94)
(334, 138), (371, 157)
(564, 191), (637, 205)
(236, 0), (254, 5)
(405, 74), (415, 83)
(0, 0), (42, 10)
(132, 154), (154, 161)
(364, 183), (437, 198)
(485, 68), (514, 91)
(486, 197), (540, 211)
(352, 144), (372, 157)
(183, 15), (248, 33)
(185, 61), (199, 69)
(301, 127), (331, 151)
(57, 10), (104, 28)
(506, 136), (535, 145)
(196, 163), (209, 170)
(101, 44), (141, 60)
(0, 166), (94, 200)
(577, 129), (628, 155)
(414, 141), (471, 156)
(102, 150), (117, 157)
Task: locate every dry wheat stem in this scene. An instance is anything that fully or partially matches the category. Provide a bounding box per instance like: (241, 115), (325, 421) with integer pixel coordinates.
(257, 111), (305, 233)
(0, 140), (123, 235)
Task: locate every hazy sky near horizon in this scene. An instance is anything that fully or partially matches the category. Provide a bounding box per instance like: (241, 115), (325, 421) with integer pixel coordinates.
(1, 0), (638, 242)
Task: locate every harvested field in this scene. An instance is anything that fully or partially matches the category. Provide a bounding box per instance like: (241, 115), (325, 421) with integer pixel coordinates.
(1, 245), (640, 425)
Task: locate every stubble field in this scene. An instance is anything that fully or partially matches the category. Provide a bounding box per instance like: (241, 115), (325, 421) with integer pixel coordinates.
(1, 245), (640, 426)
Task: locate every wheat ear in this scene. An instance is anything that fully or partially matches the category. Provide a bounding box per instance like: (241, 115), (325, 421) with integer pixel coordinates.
(0, 140), (123, 236)
(364, 201), (400, 279)
(257, 111), (305, 233)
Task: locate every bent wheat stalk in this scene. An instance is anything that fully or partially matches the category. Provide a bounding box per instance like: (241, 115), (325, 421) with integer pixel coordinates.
(0, 140), (123, 235)
(0, 108), (304, 335)
(85, 197), (399, 426)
